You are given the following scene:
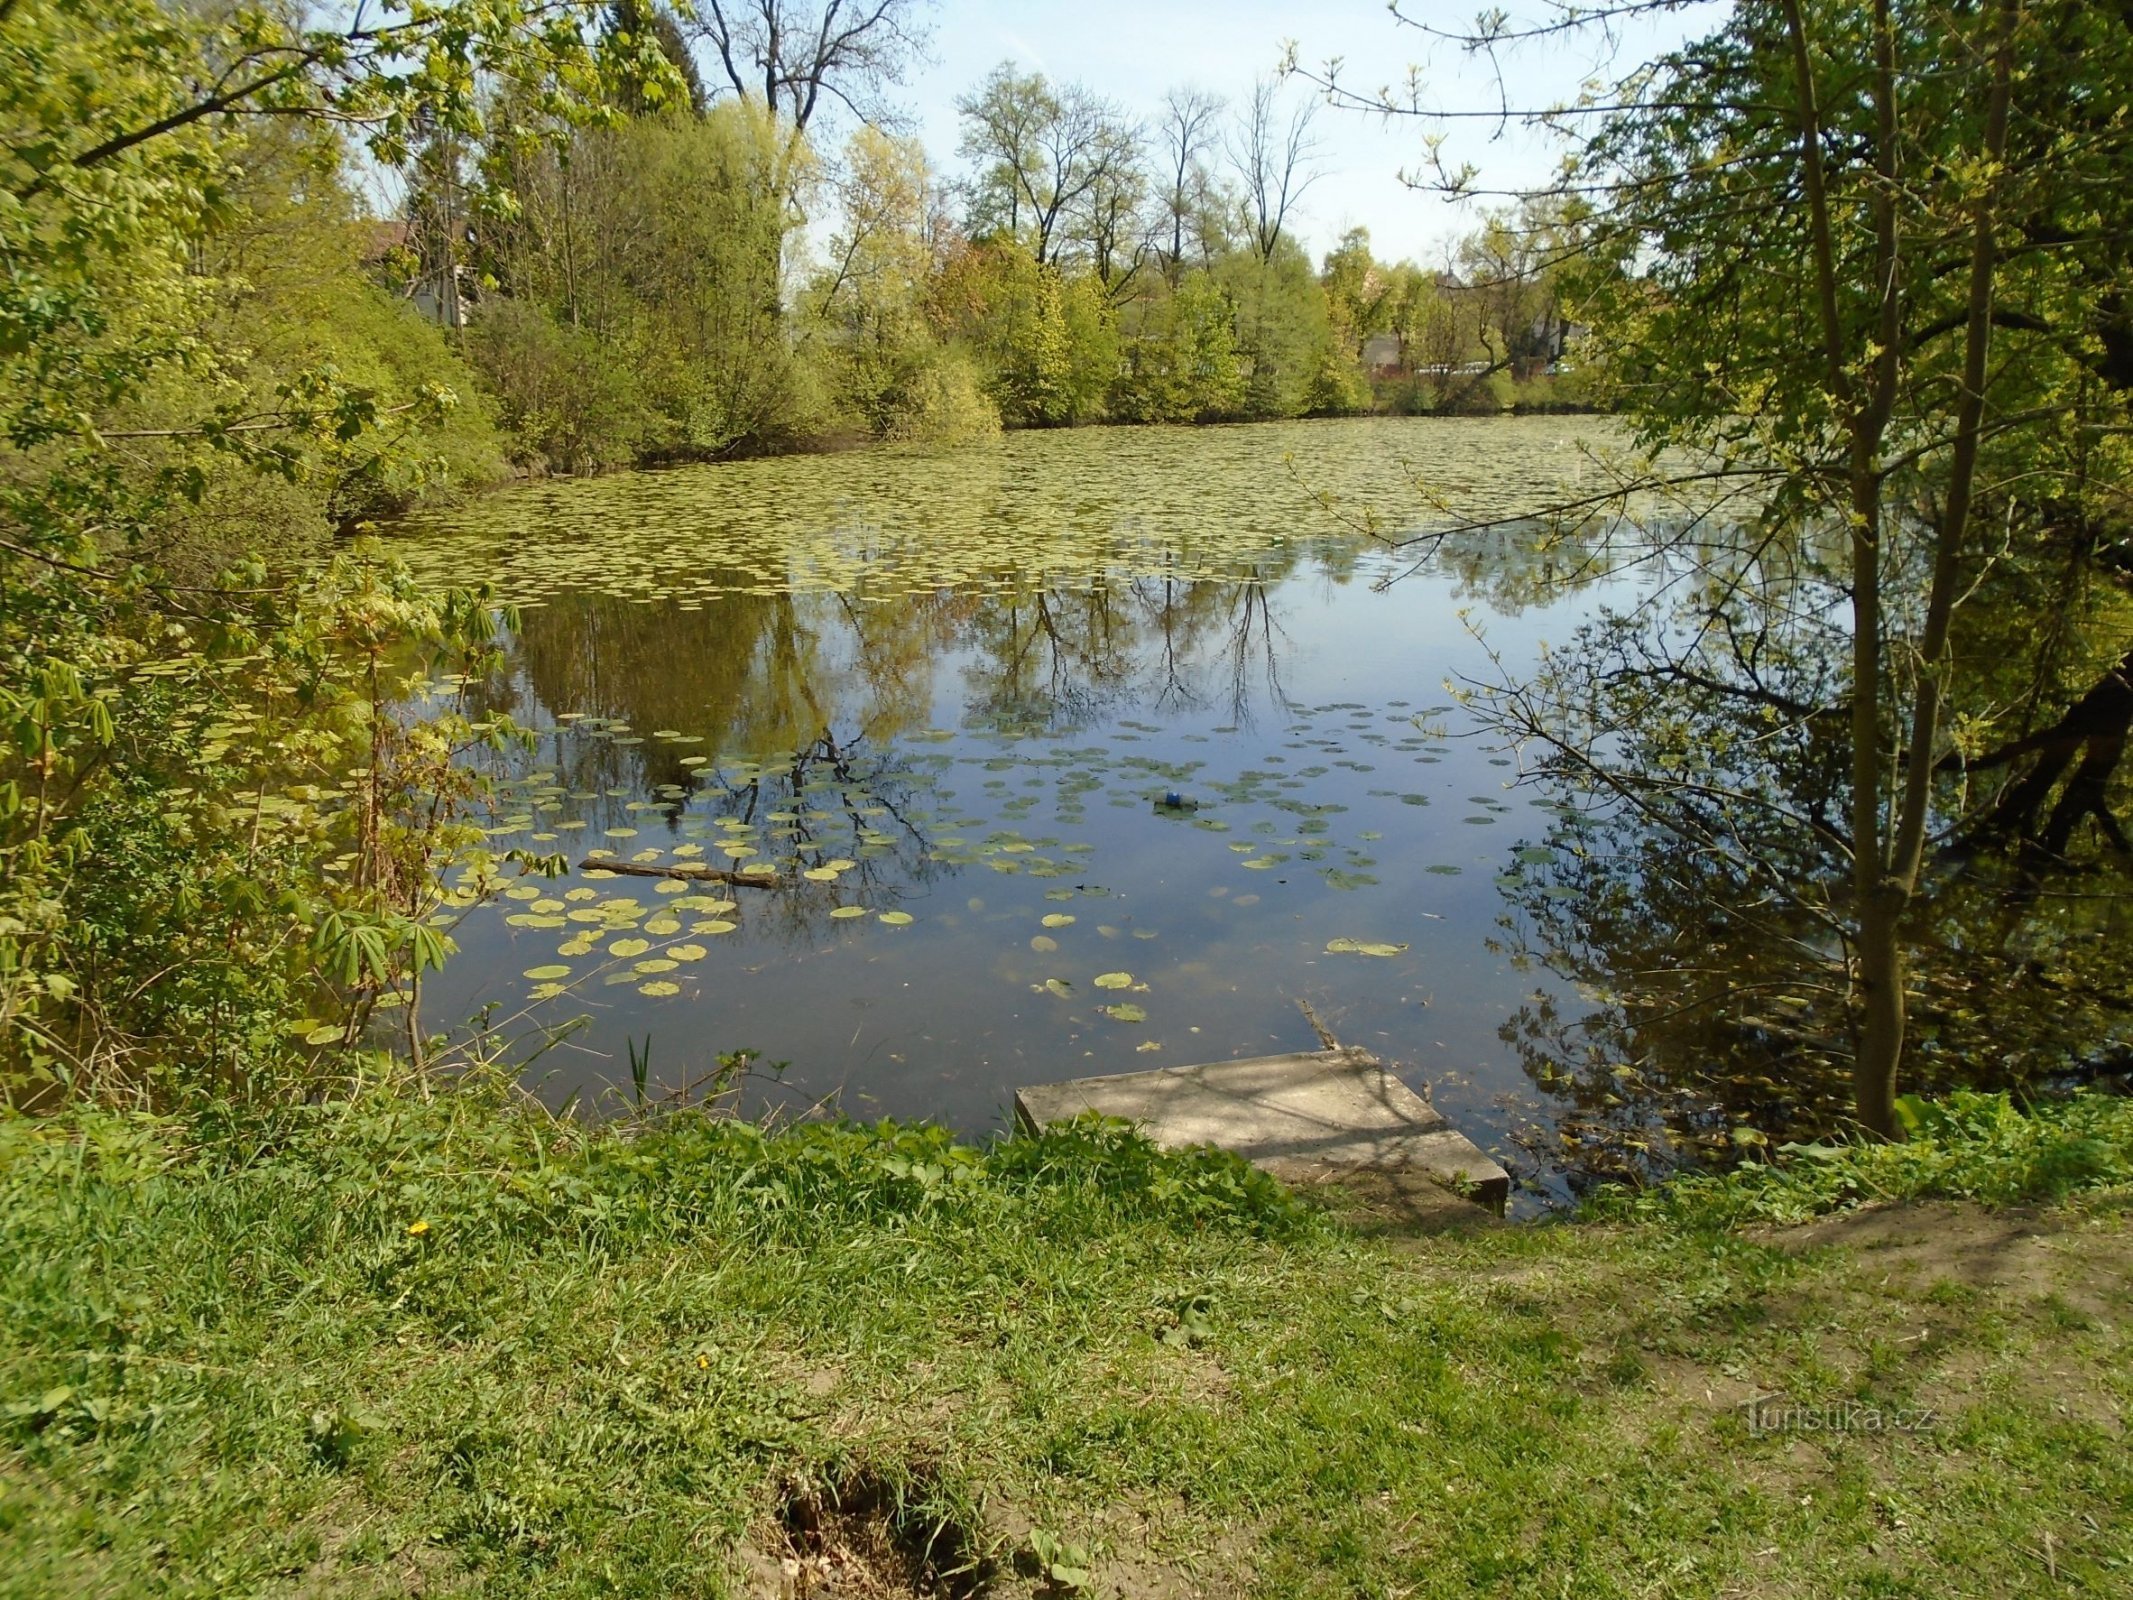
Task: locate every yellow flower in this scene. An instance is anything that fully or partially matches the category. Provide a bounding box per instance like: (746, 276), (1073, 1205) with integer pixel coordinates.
(406, 1219), (430, 1236)
(696, 1353), (710, 1369)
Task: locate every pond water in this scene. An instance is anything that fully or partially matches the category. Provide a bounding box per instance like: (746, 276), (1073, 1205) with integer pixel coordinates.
(395, 417), (1667, 1200)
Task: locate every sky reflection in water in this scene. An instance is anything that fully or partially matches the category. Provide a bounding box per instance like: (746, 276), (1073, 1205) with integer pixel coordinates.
(401, 418), (1651, 1189)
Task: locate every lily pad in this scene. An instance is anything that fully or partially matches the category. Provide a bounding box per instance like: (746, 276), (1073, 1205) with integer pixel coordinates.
(830, 905), (867, 920)
(638, 980), (680, 997)
(609, 938), (651, 959)
(878, 911), (914, 926)
(1101, 1003), (1148, 1023)
(522, 964), (572, 981)
(1041, 913), (1076, 928)
(1325, 938), (1409, 958)
(1094, 971), (1134, 990)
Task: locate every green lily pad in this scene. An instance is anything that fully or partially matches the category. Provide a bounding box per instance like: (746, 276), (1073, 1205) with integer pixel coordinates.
(1325, 939), (1409, 958)
(522, 964), (572, 981)
(1094, 971), (1133, 990)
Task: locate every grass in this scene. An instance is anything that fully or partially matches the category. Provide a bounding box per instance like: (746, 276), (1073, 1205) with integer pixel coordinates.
(2, 1082), (2130, 1597)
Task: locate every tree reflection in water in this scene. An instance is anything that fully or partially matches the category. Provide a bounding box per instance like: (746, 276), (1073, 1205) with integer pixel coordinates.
(1456, 522), (2133, 1189)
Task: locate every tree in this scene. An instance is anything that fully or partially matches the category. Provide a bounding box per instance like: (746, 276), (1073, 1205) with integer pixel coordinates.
(606, 1), (707, 115)
(1154, 87), (1225, 284)
(1312, 0), (2133, 1137)
(955, 65), (1137, 269)
(476, 104), (810, 464)
(689, 0), (930, 133)
(1228, 75), (1321, 264)
(806, 124), (989, 438)
(1074, 116), (1151, 296)
(1, 0), (636, 1088)
(1320, 227), (1388, 359)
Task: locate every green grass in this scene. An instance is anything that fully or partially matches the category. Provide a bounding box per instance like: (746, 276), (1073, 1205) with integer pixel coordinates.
(2, 1085), (2130, 1597)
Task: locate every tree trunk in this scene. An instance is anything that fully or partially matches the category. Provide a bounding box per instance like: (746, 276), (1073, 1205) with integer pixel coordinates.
(1853, 895), (1906, 1138)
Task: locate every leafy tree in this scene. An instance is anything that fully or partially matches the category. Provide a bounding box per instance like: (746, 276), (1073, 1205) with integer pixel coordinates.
(0, 0), (640, 1091)
(1217, 238), (1348, 419)
(1316, 0), (2133, 1136)
(805, 124), (993, 440)
(1112, 272), (1247, 423)
(1320, 227), (1389, 360)
(475, 103), (812, 464)
(956, 65), (1139, 270)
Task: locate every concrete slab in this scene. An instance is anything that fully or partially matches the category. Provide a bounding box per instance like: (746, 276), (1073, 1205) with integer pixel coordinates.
(1014, 1046), (1511, 1214)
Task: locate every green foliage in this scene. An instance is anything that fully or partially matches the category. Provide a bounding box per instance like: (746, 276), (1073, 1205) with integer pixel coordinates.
(0, 0), (628, 1096)
(929, 243), (1119, 427)
(4, 549), (533, 1096)
(878, 344), (1001, 444)
(1594, 1091), (2133, 1228)
(465, 299), (656, 472)
(475, 103), (816, 468)
(1111, 272), (1247, 423)
(1218, 242), (1351, 420)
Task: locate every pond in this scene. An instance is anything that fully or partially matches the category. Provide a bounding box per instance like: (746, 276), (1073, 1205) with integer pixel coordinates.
(385, 417), (1761, 1200)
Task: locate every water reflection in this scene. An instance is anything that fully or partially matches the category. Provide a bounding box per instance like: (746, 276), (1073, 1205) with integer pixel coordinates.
(1472, 537), (2133, 1189)
(403, 418), (2131, 1202)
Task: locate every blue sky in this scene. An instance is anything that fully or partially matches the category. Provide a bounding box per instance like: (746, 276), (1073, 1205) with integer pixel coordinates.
(890, 1), (1720, 266)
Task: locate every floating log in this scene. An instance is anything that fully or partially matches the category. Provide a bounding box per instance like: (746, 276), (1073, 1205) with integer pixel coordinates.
(576, 856), (778, 889)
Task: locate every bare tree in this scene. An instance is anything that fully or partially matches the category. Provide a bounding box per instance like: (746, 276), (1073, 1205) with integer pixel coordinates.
(1228, 75), (1321, 263)
(690, 0), (931, 133)
(1075, 117), (1151, 293)
(1154, 87), (1224, 283)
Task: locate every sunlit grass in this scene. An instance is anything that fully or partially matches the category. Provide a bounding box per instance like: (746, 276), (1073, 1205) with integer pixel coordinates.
(2, 1087), (2127, 1596)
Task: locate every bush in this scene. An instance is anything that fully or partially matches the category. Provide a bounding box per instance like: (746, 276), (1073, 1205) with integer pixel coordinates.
(879, 345), (1000, 444)
(465, 300), (655, 474)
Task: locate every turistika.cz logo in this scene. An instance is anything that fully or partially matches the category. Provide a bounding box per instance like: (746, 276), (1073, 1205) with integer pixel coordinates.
(1741, 1397), (1938, 1437)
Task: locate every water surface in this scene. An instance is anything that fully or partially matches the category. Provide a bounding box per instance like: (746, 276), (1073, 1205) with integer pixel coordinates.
(398, 418), (1649, 1196)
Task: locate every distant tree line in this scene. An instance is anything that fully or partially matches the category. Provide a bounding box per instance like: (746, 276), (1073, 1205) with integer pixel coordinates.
(375, 0), (1586, 474)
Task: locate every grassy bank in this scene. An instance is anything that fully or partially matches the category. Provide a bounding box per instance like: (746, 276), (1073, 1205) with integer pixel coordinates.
(2, 1086), (2129, 1598)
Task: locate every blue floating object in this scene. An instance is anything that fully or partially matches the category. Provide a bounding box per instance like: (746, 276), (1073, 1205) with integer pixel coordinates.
(1154, 791), (1200, 813)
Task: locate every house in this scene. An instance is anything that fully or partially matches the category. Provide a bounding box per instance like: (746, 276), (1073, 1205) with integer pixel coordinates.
(360, 218), (468, 330)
